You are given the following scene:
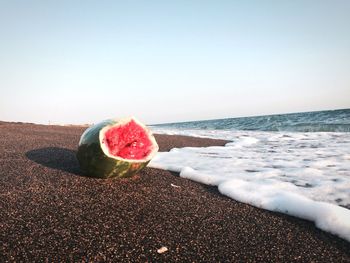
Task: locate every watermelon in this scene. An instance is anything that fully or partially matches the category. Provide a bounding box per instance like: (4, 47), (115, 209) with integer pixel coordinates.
(76, 117), (159, 179)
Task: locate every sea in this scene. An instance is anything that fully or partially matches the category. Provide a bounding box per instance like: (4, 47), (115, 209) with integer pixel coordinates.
(148, 109), (350, 242)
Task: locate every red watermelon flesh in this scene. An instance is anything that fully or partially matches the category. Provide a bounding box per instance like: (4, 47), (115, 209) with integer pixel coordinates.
(104, 120), (153, 160)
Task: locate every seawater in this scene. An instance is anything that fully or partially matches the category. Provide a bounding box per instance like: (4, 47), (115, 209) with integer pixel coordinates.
(153, 108), (350, 132)
(149, 109), (350, 242)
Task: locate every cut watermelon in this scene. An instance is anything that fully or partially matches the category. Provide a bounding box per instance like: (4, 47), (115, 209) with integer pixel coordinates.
(77, 117), (159, 179)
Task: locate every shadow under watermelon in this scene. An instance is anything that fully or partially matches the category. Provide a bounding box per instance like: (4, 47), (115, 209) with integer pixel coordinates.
(26, 147), (83, 176)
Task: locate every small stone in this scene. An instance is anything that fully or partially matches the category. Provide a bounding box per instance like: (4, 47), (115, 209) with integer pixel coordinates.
(157, 246), (168, 254)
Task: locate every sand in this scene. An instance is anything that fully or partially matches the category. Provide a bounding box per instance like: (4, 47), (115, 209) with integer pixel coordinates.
(0, 122), (349, 262)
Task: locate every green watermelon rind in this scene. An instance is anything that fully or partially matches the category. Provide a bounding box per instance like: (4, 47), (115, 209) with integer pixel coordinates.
(76, 118), (158, 179)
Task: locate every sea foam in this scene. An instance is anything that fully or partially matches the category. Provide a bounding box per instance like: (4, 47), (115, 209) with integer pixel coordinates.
(149, 128), (350, 242)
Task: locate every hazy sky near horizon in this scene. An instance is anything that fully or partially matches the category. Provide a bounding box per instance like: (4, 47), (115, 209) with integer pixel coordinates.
(0, 0), (349, 124)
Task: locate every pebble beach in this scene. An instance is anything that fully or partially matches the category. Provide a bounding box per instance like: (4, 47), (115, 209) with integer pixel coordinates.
(0, 122), (349, 262)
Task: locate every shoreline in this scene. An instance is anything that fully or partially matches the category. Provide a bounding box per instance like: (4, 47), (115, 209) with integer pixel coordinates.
(0, 122), (349, 261)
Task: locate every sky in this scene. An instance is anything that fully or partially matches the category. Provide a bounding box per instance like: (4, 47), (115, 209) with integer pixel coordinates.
(0, 0), (349, 125)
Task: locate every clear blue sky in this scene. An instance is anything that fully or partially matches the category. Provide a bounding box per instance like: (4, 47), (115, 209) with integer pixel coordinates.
(0, 0), (349, 124)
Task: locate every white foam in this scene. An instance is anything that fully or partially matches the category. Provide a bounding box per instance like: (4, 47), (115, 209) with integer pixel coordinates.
(149, 128), (350, 242)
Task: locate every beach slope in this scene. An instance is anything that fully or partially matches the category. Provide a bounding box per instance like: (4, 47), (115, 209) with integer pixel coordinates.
(0, 122), (349, 262)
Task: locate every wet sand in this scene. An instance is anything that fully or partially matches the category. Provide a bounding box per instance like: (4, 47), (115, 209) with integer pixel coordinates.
(0, 122), (349, 262)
